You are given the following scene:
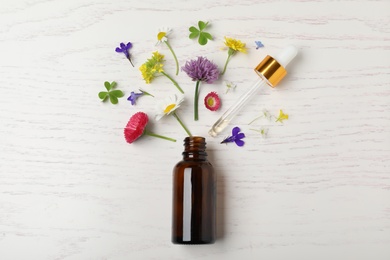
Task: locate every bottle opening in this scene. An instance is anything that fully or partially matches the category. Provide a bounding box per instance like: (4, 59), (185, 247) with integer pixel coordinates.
(183, 136), (207, 159)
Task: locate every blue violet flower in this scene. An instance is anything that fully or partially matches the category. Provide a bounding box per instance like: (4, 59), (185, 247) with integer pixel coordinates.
(115, 42), (134, 67)
(255, 41), (264, 49)
(127, 89), (154, 105)
(221, 126), (245, 147)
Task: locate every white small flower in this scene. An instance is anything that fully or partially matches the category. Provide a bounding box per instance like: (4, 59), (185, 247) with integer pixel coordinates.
(250, 127), (269, 138)
(249, 109), (273, 125)
(156, 27), (172, 45)
(224, 80), (237, 94)
(259, 127), (269, 138)
(155, 94), (184, 120)
(262, 109), (273, 121)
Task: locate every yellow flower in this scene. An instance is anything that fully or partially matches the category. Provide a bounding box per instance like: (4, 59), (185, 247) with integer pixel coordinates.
(221, 37), (247, 75)
(139, 51), (183, 93)
(151, 51), (164, 63)
(139, 64), (153, 84)
(276, 110), (289, 123)
(224, 37), (247, 53)
(139, 51), (165, 84)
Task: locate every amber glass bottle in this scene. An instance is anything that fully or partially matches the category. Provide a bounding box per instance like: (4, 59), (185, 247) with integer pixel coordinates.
(171, 136), (216, 244)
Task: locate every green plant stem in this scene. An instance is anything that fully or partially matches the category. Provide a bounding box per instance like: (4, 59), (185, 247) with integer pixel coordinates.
(139, 89), (154, 97)
(161, 71), (184, 93)
(248, 115), (263, 125)
(164, 41), (179, 75)
(221, 53), (232, 75)
(144, 130), (176, 142)
(127, 57), (134, 67)
(194, 80), (201, 121)
(173, 112), (192, 137)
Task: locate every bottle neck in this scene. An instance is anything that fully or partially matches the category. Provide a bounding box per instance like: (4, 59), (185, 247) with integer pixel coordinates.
(182, 136), (207, 161)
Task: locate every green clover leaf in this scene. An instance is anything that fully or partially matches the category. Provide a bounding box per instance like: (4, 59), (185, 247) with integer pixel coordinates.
(189, 21), (213, 46)
(98, 81), (124, 104)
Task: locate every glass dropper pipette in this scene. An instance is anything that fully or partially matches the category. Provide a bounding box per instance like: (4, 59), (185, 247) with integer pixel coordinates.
(208, 45), (298, 137)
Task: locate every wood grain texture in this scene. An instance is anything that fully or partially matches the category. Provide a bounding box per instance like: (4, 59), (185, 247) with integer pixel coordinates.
(0, 0), (389, 259)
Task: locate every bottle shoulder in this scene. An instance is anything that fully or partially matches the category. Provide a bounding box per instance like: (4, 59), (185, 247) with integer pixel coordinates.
(174, 159), (213, 169)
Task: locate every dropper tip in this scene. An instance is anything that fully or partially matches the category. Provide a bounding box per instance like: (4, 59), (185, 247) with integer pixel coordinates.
(208, 128), (217, 137)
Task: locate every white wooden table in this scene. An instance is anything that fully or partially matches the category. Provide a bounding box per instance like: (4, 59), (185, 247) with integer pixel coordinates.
(1, 0), (389, 259)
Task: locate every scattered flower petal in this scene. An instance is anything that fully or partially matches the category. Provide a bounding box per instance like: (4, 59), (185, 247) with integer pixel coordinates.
(204, 92), (221, 111)
(221, 126), (246, 147)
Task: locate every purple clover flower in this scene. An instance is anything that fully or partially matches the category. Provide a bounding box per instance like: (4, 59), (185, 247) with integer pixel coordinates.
(115, 42), (134, 67)
(182, 56), (219, 83)
(182, 57), (220, 121)
(221, 126), (245, 147)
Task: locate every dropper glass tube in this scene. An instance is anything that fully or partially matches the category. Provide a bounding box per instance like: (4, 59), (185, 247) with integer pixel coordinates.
(208, 77), (269, 137)
(208, 46), (298, 137)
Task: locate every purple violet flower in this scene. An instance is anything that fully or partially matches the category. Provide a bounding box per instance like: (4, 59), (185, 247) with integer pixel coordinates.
(182, 57), (220, 121)
(127, 91), (143, 105)
(127, 89), (154, 106)
(221, 126), (246, 147)
(115, 42), (134, 67)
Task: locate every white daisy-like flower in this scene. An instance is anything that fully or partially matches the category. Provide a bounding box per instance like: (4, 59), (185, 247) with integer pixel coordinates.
(155, 94), (184, 121)
(156, 27), (172, 45)
(155, 27), (180, 75)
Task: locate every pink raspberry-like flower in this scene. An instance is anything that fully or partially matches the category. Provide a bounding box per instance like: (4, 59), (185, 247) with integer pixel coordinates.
(124, 112), (149, 143)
